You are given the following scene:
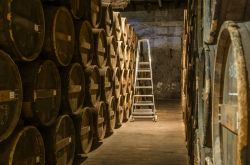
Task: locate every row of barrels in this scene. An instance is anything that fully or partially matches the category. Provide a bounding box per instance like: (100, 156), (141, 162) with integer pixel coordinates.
(0, 0), (138, 164)
(182, 0), (250, 165)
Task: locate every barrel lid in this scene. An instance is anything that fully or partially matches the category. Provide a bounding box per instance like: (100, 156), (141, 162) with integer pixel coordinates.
(5, 0), (45, 61)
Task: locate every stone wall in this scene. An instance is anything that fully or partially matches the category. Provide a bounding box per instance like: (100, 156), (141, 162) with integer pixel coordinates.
(122, 4), (184, 100)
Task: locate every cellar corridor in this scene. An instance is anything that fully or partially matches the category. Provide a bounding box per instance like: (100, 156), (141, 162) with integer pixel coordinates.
(79, 101), (188, 165)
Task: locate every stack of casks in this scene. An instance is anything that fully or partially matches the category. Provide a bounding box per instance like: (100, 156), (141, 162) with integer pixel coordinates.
(182, 0), (250, 165)
(0, 0), (138, 164)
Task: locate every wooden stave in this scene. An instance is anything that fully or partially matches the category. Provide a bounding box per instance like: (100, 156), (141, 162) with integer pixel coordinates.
(115, 95), (124, 128)
(101, 4), (113, 37)
(84, 65), (101, 106)
(73, 107), (93, 155)
(99, 66), (113, 102)
(92, 28), (108, 67)
(42, 115), (75, 165)
(60, 63), (85, 115)
(93, 101), (107, 141)
(0, 0), (45, 62)
(19, 60), (61, 127)
(0, 50), (23, 142)
(0, 126), (45, 165)
(43, 6), (75, 66)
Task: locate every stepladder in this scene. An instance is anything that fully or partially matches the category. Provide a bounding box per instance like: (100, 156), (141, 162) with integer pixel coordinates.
(131, 39), (157, 122)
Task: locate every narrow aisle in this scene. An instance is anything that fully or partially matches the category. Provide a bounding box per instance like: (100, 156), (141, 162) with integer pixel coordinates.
(81, 100), (188, 165)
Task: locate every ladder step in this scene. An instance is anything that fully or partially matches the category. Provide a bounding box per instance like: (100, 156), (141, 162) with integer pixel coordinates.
(139, 62), (150, 65)
(133, 103), (154, 106)
(133, 109), (153, 112)
(134, 86), (152, 89)
(132, 112), (154, 115)
(136, 78), (151, 80)
(134, 95), (153, 97)
(137, 69), (151, 72)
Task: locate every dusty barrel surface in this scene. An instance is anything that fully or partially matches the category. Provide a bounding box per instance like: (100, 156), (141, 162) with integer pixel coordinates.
(43, 115), (75, 165)
(107, 36), (118, 70)
(121, 69), (128, 95)
(107, 96), (116, 133)
(0, 51), (22, 142)
(116, 41), (125, 69)
(92, 29), (108, 67)
(99, 67), (113, 102)
(43, 6), (75, 66)
(126, 69), (132, 92)
(73, 107), (93, 155)
(61, 63), (85, 115)
(116, 95), (124, 127)
(129, 48), (135, 69)
(127, 24), (134, 47)
(0, 126), (45, 165)
(93, 101), (107, 141)
(112, 67), (121, 98)
(20, 60), (61, 126)
(84, 65), (101, 106)
(121, 17), (129, 44)
(75, 21), (94, 67)
(124, 44), (130, 69)
(0, 0), (45, 61)
(207, 0), (250, 44)
(212, 21), (250, 165)
(123, 92), (131, 122)
(112, 12), (122, 41)
(91, 0), (102, 28)
(101, 4), (113, 36)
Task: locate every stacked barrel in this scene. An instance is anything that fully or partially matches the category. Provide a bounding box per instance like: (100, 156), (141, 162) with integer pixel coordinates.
(182, 0), (250, 165)
(0, 0), (138, 164)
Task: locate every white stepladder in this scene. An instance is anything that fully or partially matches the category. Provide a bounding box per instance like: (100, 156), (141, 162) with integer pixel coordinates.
(130, 39), (157, 122)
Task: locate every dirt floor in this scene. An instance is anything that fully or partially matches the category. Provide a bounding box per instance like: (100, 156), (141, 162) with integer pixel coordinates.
(80, 100), (188, 165)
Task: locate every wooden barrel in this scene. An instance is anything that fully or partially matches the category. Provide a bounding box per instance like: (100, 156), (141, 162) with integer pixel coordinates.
(73, 107), (93, 155)
(93, 101), (107, 141)
(101, 4), (113, 36)
(0, 126), (45, 165)
(112, 67), (121, 98)
(43, 115), (75, 165)
(126, 69), (132, 92)
(212, 21), (250, 165)
(61, 63), (85, 115)
(0, 0), (45, 61)
(116, 95), (124, 127)
(84, 65), (101, 106)
(117, 41), (125, 69)
(127, 24), (134, 47)
(99, 67), (113, 102)
(129, 48), (135, 69)
(43, 6), (75, 66)
(92, 29), (108, 67)
(107, 96), (116, 133)
(107, 36), (118, 70)
(121, 17), (129, 45)
(20, 60), (61, 126)
(123, 93), (131, 122)
(0, 51), (22, 142)
(87, 0), (102, 28)
(112, 12), (122, 41)
(121, 69), (128, 95)
(76, 21), (94, 67)
(207, 0), (250, 44)
(124, 44), (131, 69)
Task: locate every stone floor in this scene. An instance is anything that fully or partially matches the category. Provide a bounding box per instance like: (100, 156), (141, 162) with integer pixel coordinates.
(80, 100), (188, 165)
